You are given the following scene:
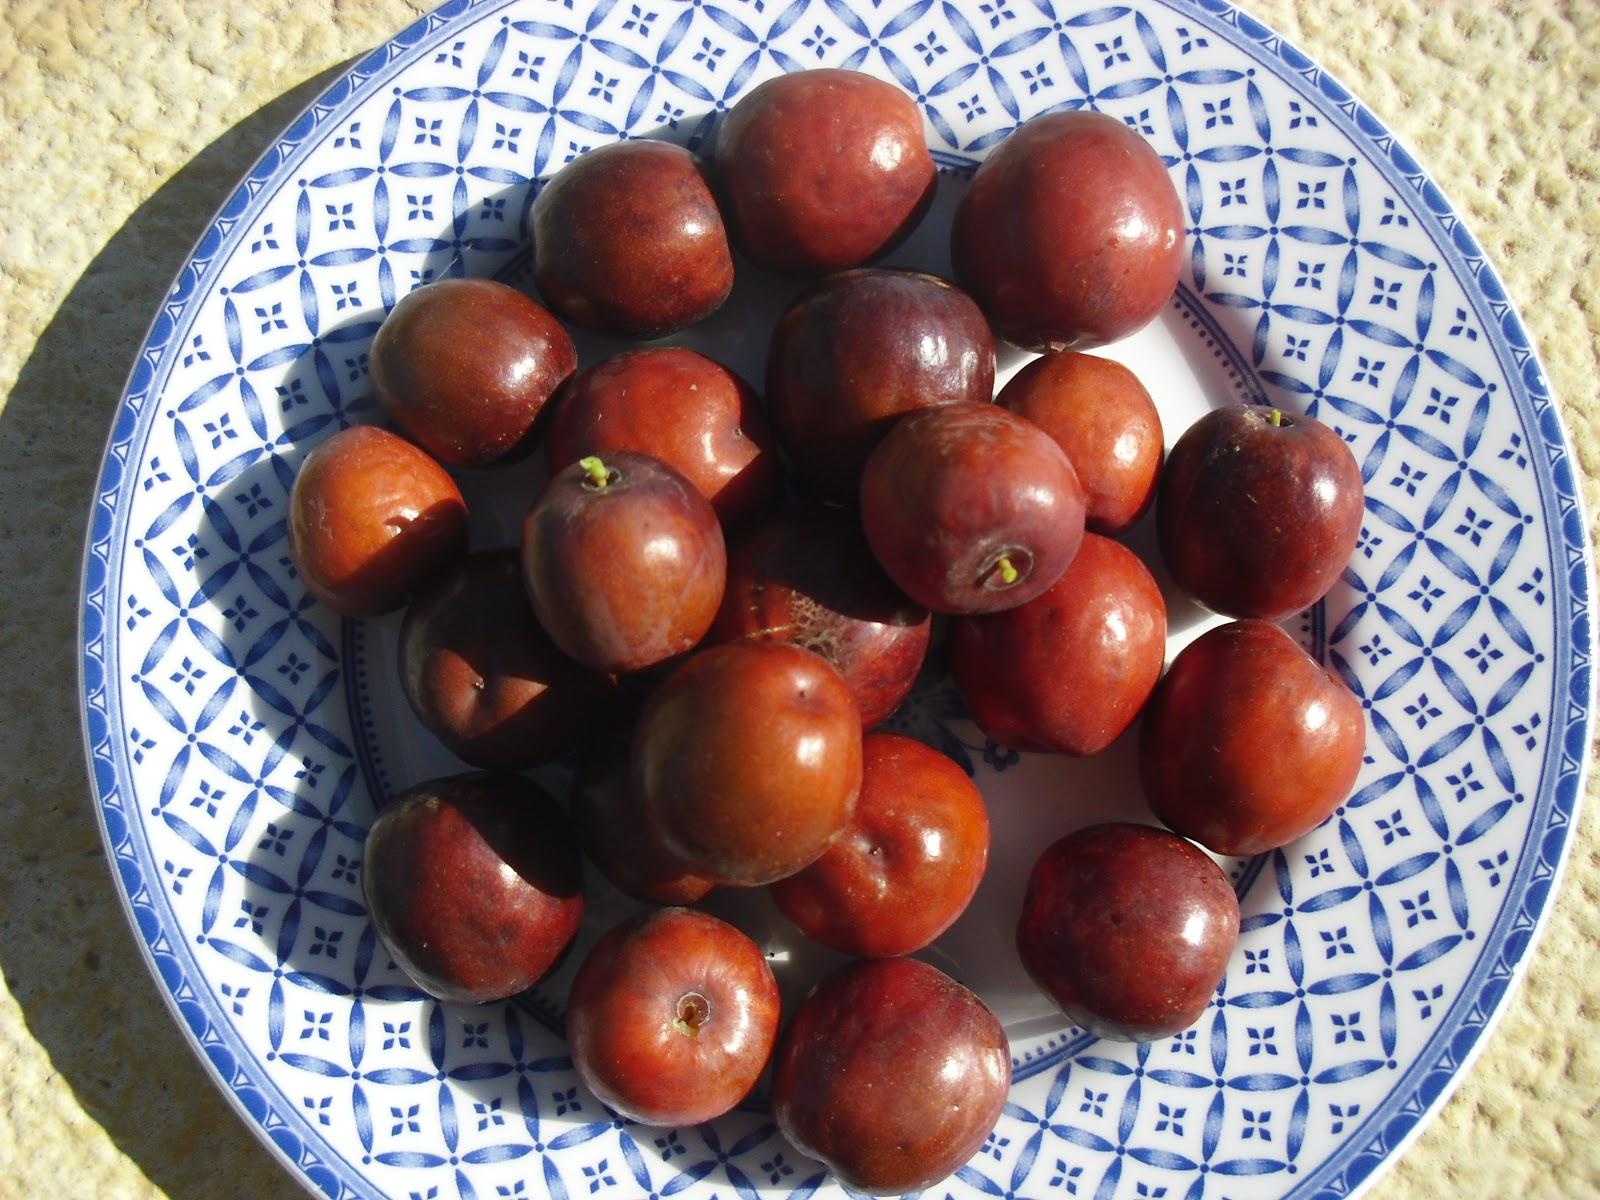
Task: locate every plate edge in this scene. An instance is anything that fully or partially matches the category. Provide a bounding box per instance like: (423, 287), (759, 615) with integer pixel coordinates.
(72, 4), (495, 1197)
(1184, 2), (1600, 1196)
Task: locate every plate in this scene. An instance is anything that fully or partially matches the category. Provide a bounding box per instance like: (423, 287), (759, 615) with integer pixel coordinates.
(78, 2), (1595, 1198)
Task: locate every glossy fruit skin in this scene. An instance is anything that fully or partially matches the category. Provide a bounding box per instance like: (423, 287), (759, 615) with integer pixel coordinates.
(544, 348), (778, 531)
(952, 111), (1184, 351)
(766, 270), (996, 502)
(950, 533), (1166, 755)
(370, 278), (576, 466)
(996, 351), (1164, 534)
(1016, 823), (1239, 1041)
(632, 641), (863, 886)
(521, 452), (726, 673)
(570, 736), (715, 905)
(770, 733), (989, 957)
(860, 402), (1086, 614)
(1157, 405), (1364, 620)
(531, 140), (734, 337)
(713, 69), (936, 274)
(567, 908), (779, 1127)
(1139, 620), (1366, 856)
(398, 551), (613, 769)
(710, 510), (931, 727)
(362, 774), (584, 1004)
(771, 957), (1010, 1195)
(288, 425), (468, 617)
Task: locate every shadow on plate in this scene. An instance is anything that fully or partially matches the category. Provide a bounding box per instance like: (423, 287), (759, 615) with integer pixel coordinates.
(0, 64), (362, 1200)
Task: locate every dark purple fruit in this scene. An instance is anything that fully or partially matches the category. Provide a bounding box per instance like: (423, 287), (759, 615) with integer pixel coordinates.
(767, 269), (995, 502)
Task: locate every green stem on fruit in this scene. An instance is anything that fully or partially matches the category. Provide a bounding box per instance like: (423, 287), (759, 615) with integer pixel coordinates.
(995, 555), (1019, 586)
(1267, 408), (1283, 427)
(578, 455), (611, 488)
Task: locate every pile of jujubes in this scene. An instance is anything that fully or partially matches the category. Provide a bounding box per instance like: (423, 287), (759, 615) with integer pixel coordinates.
(288, 68), (1365, 1195)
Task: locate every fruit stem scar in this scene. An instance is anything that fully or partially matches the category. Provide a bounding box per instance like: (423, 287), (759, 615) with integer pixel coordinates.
(673, 991), (711, 1038)
(578, 455), (611, 488)
(996, 556), (1019, 586)
(1267, 408), (1283, 427)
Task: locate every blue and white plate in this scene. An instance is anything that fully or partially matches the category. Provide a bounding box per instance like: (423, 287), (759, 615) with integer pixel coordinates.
(80, 2), (1595, 1198)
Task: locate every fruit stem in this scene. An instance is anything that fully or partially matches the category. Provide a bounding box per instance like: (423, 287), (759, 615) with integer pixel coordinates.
(578, 455), (610, 488)
(995, 555), (1019, 586)
(1267, 408), (1283, 427)
(673, 991), (710, 1038)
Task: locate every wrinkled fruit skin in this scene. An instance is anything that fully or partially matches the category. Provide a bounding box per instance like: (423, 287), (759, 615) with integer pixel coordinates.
(1139, 619), (1366, 856)
(996, 351), (1164, 534)
(710, 510), (931, 727)
(288, 425), (468, 617)
(570, 735), (715, 905)
(398, 551), (613, 769)
(362, 774), (584, 1003)
(532, 140), (734, 338)
(950, 533), (1166, 755)
(567, 908), (779, 1127)
(1016, 823), (1239, 1040)
(770, 733), (989, 957)
(772, 957), (1010, 1195)
(1157, 405), (1364, 620)
(860, 402), (1086, 614)
(632, 641), (863, 886)
(767, 270), (996, 502)
(544, 348), (778, 531)
(713, 69), (936, 274)
(370, 278), (576, 466)
(522, 452), (726, 673)
(952, 111), (1184, 351)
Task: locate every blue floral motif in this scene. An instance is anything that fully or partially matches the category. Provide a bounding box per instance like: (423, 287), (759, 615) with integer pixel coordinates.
(982, 739), (1021, 772)
(77, 3), (1592, 1200)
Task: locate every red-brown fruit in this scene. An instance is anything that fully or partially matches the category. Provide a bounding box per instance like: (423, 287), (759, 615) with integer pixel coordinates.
(952, 111), (1184, 350)
(521, 452), (726, 673)
(766, 269), (996, 502)
(567, 908), (779, 1126)
(1139, 619), (1366, 855)
(770, 733), (989, 957)
(370, 278), (576, 466)
(288, 424), (468, 617)
(1016, 822), (1239, 1040)
(362, 774), (583, 1003)
(710, 509), (931, 727)
(713, 69), (936, 274)
(543, 348), (778, 531)
(772, 957), (1010, 1195)
(632, 641), (862, 886)
(860, 402), (1086, 614)
(531, 140), (734, 337)
(950, 533), (1166, 755)
(996, 351), (1164, 533)
(399, 551), (615, 769)
(1157, 405), (1364, 620)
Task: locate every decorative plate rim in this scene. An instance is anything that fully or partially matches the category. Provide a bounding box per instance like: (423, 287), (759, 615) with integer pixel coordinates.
(76, 2), (1596, 1199)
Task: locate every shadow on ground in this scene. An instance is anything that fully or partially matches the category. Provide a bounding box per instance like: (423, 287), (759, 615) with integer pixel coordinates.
(0, 65), (353, 1200)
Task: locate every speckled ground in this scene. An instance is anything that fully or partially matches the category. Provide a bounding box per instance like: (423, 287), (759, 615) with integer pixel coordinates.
(0, 3), (1595, 1198)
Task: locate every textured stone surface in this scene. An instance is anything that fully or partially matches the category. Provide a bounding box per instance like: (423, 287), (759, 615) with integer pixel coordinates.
(0, 2), (1594, 1198)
